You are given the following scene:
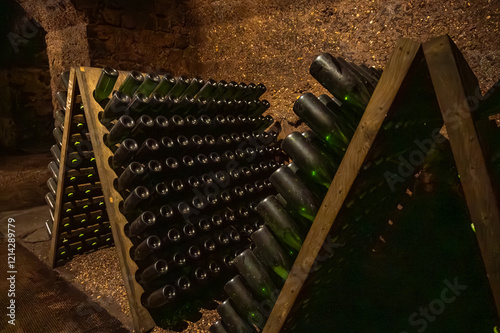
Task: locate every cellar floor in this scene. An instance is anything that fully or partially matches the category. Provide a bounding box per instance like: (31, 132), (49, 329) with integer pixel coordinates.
(0, 234), (128, 332)
(0, 206), (220, 333)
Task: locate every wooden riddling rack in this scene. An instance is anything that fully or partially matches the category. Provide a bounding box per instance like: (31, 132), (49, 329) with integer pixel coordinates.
(51, 67), (283, 332)
(261, 36), (500, 332)
(48, 69), (113, 268)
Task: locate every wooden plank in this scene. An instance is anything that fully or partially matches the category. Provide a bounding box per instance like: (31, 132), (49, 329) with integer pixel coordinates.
(423, 35), (500, 318)
(49, 68), (77, 269)
(262, 38), (422, 333)
(76, 67), (156, 333)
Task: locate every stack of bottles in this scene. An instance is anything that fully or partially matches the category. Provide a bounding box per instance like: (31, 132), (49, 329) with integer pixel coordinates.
(46, 70), (113, 266)
(92, 68), (283, 323)
(210, 55), (383, 332)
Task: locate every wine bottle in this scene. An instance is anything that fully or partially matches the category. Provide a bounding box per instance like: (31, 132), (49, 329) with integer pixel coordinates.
(301, 130), (342, 168)
(224, 275), (267, 330)
(142, 284), (176, 308)
(118, 70), (144, 97)
(166, 76), (191, 99)
(194, 79), (218, 99)
(131, 235), (161, 261)
(48, 161), (59, 181)
(45, 192), (56, 211)
(180, 77), (205, 99)
(126, 211), (156, 237)
(293, 92), (350, 154)
(111, 139), (138, 168)
(106, 115), (135, 146)
(281, 131), (335, 188)
(50, 144), (62, 164)
(115, 162), (145, 191)
(54, 110), (65, 131)
(335, 57), (376, 93)
(151, 74), (176, 97)
(269, 166), (319, 222)
(60, 71), (70, 90)
(217, 299), (256, 333)
(56, 91), (67, 111)
(47, 177), (57, 196)
(209, 321), (230, 333)
(141, 160), (163, 187)
(133, 138), (159, 162)
(251, 226), (292, 281)
(94, 67), (119, 103)
(232, 249), (277, 302)
(317, 93), (358, 128)
(309, 53), (370, 110)
(126, 93), (150, 118)
(138, 259), (168, 284)
(135, 73), (160, 97)
(101, 91), (131, 126)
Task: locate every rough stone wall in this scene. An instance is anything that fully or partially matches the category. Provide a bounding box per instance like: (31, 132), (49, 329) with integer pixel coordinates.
(187, 0), (500, 133)
(0, 68), (52, 152)
(16, 0), (197, 114)
(83, 0), (197, 75)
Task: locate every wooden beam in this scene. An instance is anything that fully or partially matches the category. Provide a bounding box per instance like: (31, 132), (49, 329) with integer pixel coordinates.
(262, 38), (422, 333)
(76, 67), (156, 333)
(49, 68), (77, 269)
(423, 35), (500, 318)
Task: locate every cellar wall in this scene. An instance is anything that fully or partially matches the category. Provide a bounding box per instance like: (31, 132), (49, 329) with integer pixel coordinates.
(186, 0), (500, 134)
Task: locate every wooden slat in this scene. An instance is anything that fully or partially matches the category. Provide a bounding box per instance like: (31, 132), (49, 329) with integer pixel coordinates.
(262, 38), (422, 333)
(49, 68), (77, 268)
(423, 35), (500, 318)
(76, 67), (156, 333)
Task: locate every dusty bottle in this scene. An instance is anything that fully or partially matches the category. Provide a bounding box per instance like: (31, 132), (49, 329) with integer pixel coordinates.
(309, 53), (370, 110)
(101, 91), (131, 126)
(217, 299), (256, 333)
(269, 166), (320, 223)
(251, 226), (292, 281)
(142, 284), (176, 308)
(224, 275), (267, 330)
(232, 249), (277, 303)
(293, 92), (350, 155)
(282, 131), (335, 188)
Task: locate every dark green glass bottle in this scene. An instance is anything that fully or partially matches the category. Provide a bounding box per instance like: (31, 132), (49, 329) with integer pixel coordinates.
(101, 91), (131, 126)
(209, 321), (230, 333)
(251, 226), (292, 281)
(151, 73), (176, 97)
(269, 166), (319, 223)
(281, 131), (335, 188)
(256, 195), (304, 254)
(118, 70), (144, 97)
(134, 73), (161, 97)
(232, 249), (278, 303)
(217, 299), (256, 333)
(94, 67), (119, 103)
(224, 275), (267, 330)
(309, 52), (370, 110)
(293, 92), (350, 154)
(60, 71), (70, 90)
